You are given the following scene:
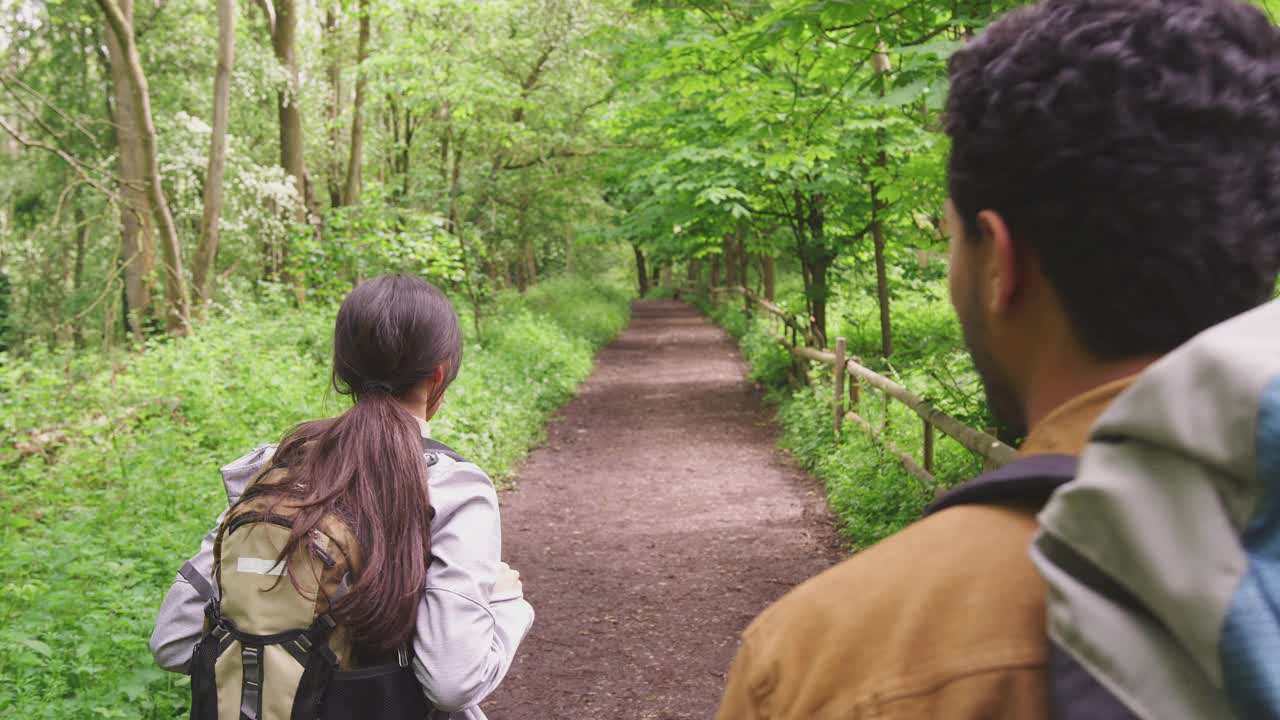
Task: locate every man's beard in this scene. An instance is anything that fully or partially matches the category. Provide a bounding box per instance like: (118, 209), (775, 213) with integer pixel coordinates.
(956, 301), (1027, 443)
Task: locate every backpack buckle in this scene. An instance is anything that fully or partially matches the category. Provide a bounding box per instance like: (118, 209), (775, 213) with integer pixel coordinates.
(397, 645), (410, 668)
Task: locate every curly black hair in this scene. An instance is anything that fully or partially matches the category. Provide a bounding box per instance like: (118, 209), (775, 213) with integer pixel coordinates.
(945, 0), (1280, 359)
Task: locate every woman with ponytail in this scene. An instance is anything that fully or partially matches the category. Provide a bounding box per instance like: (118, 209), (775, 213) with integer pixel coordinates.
(149, 275), (534, 719)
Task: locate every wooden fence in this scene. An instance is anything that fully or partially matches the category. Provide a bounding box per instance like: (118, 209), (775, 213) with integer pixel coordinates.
(706, 285), (1017, 488)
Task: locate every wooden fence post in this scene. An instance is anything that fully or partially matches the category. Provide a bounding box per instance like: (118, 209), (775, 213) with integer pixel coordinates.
(983, 427), (1000, 471)
(833, 337), (846, 435)
(923, 419), (935, 474)
(849, 356), (862, 407)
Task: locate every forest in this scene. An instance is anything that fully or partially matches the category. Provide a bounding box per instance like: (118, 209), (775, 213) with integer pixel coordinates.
(2, 0), (1279, 715)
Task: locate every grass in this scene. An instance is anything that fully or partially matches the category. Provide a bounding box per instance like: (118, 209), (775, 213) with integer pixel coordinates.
(0, 276), (631, 717)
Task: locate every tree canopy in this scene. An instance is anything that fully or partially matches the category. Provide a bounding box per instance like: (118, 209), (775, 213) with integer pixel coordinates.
(1, 0), (1277, 354)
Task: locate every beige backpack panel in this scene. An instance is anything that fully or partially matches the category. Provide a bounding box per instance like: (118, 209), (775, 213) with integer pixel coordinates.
(261, 643), (306, 720)
(219, 522), (321, 635)
(213, 639), (243, 720)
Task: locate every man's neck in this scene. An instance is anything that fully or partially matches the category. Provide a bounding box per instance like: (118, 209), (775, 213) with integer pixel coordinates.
(1024, 355), (1160, 433)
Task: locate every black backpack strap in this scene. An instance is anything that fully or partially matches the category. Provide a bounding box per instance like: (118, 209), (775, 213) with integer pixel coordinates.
(421, 437), (465, 464)
(926, 453), (1078, 516)
(290, 615), (340, 720)
(189, 603), (234, 720)
(1048, 643), (1140, 720)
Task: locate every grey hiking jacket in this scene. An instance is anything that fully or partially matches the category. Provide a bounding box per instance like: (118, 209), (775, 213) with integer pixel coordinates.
(149, 428), (535, 720)
(1032, 299), (1280, 719)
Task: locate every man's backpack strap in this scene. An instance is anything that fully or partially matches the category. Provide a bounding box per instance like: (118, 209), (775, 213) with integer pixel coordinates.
(421, 437), (466, 464)
(925, 453), (1078, 516)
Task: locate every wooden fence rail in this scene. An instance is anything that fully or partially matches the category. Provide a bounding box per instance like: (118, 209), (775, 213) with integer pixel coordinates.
(701, 284), (1017, 486)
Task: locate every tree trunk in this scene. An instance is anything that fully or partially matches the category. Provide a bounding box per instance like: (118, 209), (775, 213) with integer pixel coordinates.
(710, 254), (720, 287)
(324, 7), (343, 208)
(0, 270), (10, 352)
(523, 237), (537, 288)
(98, 0), (191, 335)
(104, 0), (152, 340)
(798, 191), (829, 347)
(446, 137), (463, 238)
(73, 200), (88, 347)
(193, 0), (235, 315)
(800, 253), (830, 348)
(444, 133), (481, 336)
(270, 0), (315, 226)
(871, 46), (893, 358)
(723, 233), (739, 287)
(872, 207), (893, 359)
(342, 0), (369, 206)
(73, 203), (87, 295)
(387, 97), (416, 204)
(761, 253), (776, 301)
(632, 243), (649, 296)
(564, 224), (574, 274)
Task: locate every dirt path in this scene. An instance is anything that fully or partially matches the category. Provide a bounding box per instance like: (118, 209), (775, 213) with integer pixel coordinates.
(481, 300), (843, 720)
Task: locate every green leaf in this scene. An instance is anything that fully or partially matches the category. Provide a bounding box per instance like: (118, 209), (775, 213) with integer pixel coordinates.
(19, 638), (52, 658)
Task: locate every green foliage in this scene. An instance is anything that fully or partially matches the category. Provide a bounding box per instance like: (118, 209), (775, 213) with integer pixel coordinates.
(304, 204), (462, 303)
(704, 279), (986, 549)
(705, 302), (750, 339)
(740, 324), (791, 387)
(829, 269), (994, 431)
(0, 277), (629, 717)
(0, 0), (633, 352)
(776, 381), (927, 549)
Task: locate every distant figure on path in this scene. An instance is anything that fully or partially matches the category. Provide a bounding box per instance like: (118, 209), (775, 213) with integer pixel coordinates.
(150, 275), (533, 719)
(717, 1), (1280, 718)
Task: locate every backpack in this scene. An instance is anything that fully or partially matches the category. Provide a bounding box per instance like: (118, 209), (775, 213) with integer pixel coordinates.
(926, 453), (1140, 720)
(186, 438), (463, 720)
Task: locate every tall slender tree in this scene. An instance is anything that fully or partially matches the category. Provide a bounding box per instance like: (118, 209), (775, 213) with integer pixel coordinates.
(258, 0), (316, 276)
(102, 0), (152, 339)
(97, 0), (191, 335)
(342, 0), (370, 206)
(192, 0), (235, 313)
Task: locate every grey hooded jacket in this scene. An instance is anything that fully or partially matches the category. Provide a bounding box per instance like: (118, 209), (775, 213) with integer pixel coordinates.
(149, 429), (534, 720)
(1032, 299), (1280, 719)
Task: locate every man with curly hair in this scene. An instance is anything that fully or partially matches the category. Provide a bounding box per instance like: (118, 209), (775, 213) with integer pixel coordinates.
(717, 0), (1280, 718)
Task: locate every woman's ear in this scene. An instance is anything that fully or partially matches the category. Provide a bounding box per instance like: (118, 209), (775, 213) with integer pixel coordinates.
(421, 365), (449, 421)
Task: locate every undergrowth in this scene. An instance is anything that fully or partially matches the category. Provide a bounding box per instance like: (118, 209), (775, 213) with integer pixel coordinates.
(701, 279), (985, 551)
(0, 276), (630, 717)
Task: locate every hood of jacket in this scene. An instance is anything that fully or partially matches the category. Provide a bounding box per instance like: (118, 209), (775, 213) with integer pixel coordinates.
(1031, 299), (1280, 720)
(219, 444), (276, 505)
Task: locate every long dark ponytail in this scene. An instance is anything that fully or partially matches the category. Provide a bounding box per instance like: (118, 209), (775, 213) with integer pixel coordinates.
(247, 274), (462, 654)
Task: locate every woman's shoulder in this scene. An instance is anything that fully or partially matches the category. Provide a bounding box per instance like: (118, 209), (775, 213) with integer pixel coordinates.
(427, 454), (495, 492)
(426, 454), (498, 519)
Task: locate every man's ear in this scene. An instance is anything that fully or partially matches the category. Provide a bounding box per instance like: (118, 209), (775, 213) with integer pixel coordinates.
(976, 210), (1020, 316)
